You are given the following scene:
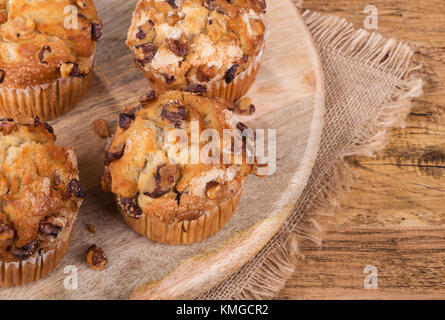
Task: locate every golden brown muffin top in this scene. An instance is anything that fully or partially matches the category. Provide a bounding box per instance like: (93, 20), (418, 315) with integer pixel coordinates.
(126, 0), (266, 91)
(0, 118), (83, 261)
(0, 0), (102, 88)
(103, 91), (254, 224)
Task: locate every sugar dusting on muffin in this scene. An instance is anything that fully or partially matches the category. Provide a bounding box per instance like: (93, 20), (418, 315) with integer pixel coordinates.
(103, 91), (254, 225)
(0, 0), (102, 88)
(126, 0), (266, 90)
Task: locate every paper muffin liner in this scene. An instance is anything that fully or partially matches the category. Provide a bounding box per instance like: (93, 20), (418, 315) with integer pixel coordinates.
(0, 55), (95, 121)
(207, 44), (264, 103)
(143, 42), (265, 103)
(0, 231), (72, 288)
(121, 188), (243, 245)
(0, 74), (92, 121)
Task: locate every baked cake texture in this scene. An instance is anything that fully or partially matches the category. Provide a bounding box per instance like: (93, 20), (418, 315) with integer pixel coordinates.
(127, 0), (266, 102)
(0, 117), (83, 287)
(103, 91), (255, 244)
(0, 0), (102, 120)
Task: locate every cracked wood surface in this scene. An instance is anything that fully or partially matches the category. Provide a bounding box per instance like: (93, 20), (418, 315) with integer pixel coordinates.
(278, 0), (445, 299)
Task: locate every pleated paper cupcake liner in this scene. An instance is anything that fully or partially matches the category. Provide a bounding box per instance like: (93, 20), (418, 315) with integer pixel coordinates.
(0, 73), (93, 121)
(121, 188), (243, 245)
(0, 231), (72, 288)
(0, 52), (96, 121)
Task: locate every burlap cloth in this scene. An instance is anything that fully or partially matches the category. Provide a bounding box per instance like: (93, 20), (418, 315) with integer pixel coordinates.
(200, 4), (423, 299)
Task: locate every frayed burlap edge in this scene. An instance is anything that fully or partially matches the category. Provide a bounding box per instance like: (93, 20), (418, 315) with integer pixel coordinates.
(200, 7), (423, 300)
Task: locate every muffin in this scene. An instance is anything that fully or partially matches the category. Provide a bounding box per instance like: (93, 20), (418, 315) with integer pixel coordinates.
(102, 91), (254, 244)
(126, 0), (267, 103)
(0, 0), (102, 120)
(0, 118), (83, 287)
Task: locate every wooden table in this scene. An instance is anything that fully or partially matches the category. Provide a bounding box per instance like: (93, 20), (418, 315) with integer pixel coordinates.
(277, 0), (445, 299)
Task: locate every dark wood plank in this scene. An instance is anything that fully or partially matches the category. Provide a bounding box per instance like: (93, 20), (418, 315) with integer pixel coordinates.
(279, 0), (445, 299)
(279, 227), (445, 299)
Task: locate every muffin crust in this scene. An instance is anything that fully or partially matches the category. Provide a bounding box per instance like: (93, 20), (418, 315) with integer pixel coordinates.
(103, 91), (254, 225)
(0, 0), (102, 88)
(0, 118), (83, 260)
(126, 0), (266, 91)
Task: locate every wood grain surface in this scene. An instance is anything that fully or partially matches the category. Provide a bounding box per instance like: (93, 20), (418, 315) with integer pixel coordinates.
(0, 0), (324, 299)
(278, 0), (445, 300)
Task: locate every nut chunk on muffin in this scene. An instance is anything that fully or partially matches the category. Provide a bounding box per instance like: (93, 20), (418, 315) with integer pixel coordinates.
(0, 0), (102, 120)
(126, 0), (267, 102)
(103, 91), (255, 244)
(0, 118), (83, 287)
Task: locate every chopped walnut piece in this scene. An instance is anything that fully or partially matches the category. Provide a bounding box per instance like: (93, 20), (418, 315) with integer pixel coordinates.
(60, 63), (74, 78)
(161, 102), (187, 123)
(67, 179), (85, 198)
(196, 65), (217, 82)
(39, 221), (61, 238)
(235, 97), (256, 116)
(119, 197), (143, 218)
(184, 84), (207, 94)
(136, 20), (155, 40)
(92, 119), (110, 139)
(203, 0), (235, 15)
(139, 90), (156, 103)
(38, 46), (51, 64)
(143, 164), (179, 199)
(119, 113), (135, 130)
(60, 63), (89, 79)
(166, 37), (188, 57)
(104, 143), (126, 166)
(205, 181), (224, 200)
(13, 240), (38, 260)
(86, 224), (97, 235)
(86, 245), (108, 271)
(91, 23), (102, 41)
(135, 43), (157, 61)
(40, 215), (67, 239)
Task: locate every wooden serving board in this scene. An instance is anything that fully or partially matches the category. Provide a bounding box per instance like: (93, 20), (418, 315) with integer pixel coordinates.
(0, 0), (324, 299)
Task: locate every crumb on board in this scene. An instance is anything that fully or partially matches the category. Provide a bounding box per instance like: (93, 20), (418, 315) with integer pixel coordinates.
(86, 244), (108, 271)
(235, 97), (256, 116)
(92, 119), (110, 139)
(86, 224), (97, 235)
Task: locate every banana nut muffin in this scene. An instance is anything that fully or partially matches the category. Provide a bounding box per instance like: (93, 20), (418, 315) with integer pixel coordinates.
(126, 0), (267, 102)
(0, 0), (102, 120)
(0, 118), (84, 287)
(102, 91), (255, 244)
